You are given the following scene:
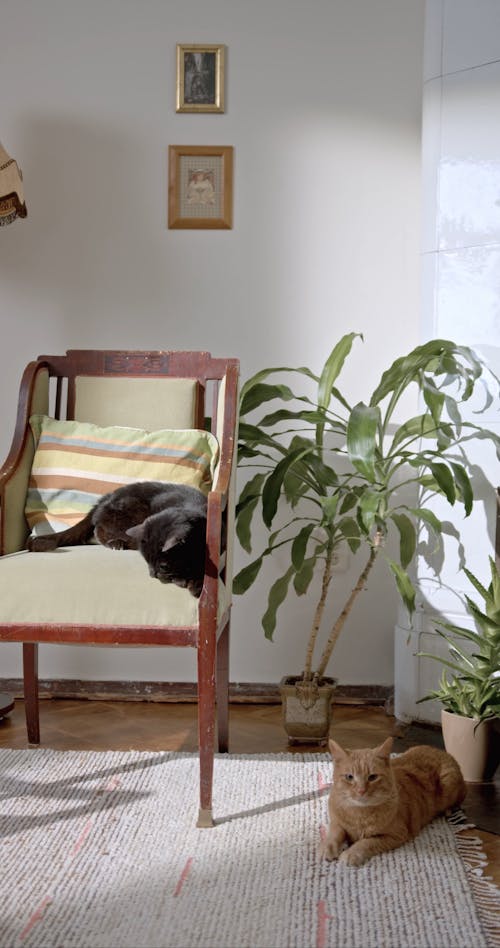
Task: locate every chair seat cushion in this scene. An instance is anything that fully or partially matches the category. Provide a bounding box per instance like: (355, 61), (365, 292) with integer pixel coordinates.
(0, 547), (228, 629)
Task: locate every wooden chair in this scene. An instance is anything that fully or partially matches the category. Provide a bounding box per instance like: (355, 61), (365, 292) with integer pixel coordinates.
(0, 350), (239, 826)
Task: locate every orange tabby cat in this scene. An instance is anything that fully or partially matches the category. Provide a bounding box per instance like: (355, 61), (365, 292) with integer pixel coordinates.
(322, 736), (466, 867)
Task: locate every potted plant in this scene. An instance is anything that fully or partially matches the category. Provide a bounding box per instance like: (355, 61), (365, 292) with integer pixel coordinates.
(417, 556), (500, 782)
(234, 334), (499, 743)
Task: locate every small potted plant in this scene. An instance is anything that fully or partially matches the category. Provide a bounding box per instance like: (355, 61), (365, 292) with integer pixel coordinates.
(234, 334), (499, 744)
(417, 556), (500, 782)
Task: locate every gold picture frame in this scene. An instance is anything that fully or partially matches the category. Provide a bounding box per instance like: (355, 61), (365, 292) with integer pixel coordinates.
(168, 145), (233, 230)
(176, 44), (225, 113)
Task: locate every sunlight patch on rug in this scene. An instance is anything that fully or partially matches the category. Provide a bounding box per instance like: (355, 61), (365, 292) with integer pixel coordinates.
(0, 749), (499, 948)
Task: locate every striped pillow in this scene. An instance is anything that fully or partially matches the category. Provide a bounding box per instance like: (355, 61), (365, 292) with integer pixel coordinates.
(25, 414), (219, 537)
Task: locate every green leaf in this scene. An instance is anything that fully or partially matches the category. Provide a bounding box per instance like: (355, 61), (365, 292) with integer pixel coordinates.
(462, 565), (490, 605)
(262, 446), (314, 528)
(237, 421), (286, 454)
(293, 554), (318, 595)
(371, 339), (480, 406)
(408, 506), (442, 536)
(258, 408), (324, 427)
(291, 524), (315, 570)
(338, 490), (360, 515)
(262, 566), (295, 639)
(357, 490), (381, 533)
(450, 462), (473, 516)
(390, 414), (437, 452)
(240, 382), (296, 417)
(429, 462), (456, 505)
(337, 516), (361, 553)
(417, 652), (480, 679)
(320, 494), (340, 523)
(347, 402), (380, 482)
(444, 395), (463, 432)
(422, 377), (445, 424)
(388, 558), (416, 616)
(316, 333), (361, 447)
(282, 466), (310, 506)
(390, 512), (416, 570)
(235, 473), (266, 552)
(233, 557), (264, 595)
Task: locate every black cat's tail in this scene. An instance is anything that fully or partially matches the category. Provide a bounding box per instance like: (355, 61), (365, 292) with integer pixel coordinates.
(27, 509), (96, 552)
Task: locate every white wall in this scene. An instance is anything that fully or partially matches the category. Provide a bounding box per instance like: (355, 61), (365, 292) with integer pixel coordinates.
(395, 0), (500, 722)
(0, 0), (424, 685)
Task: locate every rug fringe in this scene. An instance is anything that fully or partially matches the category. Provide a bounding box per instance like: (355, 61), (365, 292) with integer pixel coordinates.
(448, 809), (500, 948)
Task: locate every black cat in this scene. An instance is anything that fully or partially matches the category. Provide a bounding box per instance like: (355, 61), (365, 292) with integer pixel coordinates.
(27, 482), (208, 596)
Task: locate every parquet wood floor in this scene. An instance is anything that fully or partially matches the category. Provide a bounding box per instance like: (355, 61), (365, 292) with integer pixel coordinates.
(1, 698), (498, 891)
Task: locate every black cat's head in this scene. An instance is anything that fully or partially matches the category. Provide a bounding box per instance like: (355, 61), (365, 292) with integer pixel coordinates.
(126, 507), (206, 597)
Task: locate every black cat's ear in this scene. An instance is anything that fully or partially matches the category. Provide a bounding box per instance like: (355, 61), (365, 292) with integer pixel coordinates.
(126, 523), (146, 542)
(162, 524), (189, 553)
(162, 535), (179, 552)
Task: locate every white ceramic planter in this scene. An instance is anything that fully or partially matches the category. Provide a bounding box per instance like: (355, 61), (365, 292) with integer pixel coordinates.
(441, 709), (500, 782)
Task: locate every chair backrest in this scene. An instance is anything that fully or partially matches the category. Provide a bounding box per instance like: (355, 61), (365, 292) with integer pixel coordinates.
(0, 350), (239, 567)
(36, 349), (237, 431)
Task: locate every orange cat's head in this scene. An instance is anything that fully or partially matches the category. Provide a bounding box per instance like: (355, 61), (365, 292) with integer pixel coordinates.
(328, 736), (395, 806)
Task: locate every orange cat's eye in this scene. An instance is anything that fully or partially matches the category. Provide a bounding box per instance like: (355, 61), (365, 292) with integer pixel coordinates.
(367, 774), (378, 782)
(344, 773), (354, 781)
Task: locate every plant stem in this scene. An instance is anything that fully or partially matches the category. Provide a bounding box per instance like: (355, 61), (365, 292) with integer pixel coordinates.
(303, 539), (334, 682)
(315, 537), (381, 680)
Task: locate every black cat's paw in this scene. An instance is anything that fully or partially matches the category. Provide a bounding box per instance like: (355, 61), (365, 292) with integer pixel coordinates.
(27, 535), (59, 552)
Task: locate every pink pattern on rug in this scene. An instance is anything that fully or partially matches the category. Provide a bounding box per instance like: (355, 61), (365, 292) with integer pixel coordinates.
(174, 857), (193, 897)
(316, 899), (334, 948)
(17, 771), (121, 942)
(104, 776), (120, 792)
(19, 896), (52, 942)
(317, 769), (331, 791)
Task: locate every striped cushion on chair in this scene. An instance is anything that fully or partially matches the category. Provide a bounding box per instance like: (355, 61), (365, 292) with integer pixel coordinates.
(25, 414), (219, 537)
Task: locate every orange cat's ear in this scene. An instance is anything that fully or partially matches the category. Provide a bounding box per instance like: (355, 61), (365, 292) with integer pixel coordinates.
(329, 739), (347, 760)
(374, 736), (393, 759)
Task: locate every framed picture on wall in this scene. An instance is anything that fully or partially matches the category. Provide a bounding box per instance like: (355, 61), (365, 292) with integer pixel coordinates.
(168, 145), (233, 229)
(176, 44), (225, 113)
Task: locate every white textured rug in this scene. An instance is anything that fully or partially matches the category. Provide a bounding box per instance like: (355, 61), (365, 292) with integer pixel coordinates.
(0, 750), (499, 948)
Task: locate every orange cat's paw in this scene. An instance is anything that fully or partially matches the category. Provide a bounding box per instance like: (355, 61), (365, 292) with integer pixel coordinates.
(322, 841), (340, 861)
(320, 835), (345, 861)
(338, 847), (368, 868)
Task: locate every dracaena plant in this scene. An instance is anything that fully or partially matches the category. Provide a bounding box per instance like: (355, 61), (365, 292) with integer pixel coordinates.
(417, 556), (500, 722)
(233, 334), (499, 694)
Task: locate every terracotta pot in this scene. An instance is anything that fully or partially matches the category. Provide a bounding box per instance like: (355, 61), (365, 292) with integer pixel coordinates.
(279, 675), (337, 745)
(441, 709), (500, 782)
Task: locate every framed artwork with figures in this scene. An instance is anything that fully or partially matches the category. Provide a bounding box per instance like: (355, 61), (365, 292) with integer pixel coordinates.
(168, 145), (233, 230)
(176, 44), (225, 113)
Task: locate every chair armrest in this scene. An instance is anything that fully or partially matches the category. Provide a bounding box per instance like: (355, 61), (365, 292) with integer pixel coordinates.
(199, 364), (239, 613)
(0, 362), (50, 554)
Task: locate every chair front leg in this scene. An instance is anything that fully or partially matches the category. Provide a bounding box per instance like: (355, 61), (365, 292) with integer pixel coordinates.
(23, 643), (40, 744)
(197, 630), (216, 828)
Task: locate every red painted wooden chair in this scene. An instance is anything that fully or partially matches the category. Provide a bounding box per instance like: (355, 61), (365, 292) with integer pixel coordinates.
(0, 350), (239, 826)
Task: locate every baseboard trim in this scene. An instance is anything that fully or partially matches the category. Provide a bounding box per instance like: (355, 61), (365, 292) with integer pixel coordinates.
(0, 678), (392, 706)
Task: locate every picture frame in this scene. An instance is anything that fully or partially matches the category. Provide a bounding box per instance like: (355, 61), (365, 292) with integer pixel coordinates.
(168, 145), (233, 230)
(176, 44), (225, 113)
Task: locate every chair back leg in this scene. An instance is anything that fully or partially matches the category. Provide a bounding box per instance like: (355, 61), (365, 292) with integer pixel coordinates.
(23, 643), (40, 744)
(216, 618), (230, 753)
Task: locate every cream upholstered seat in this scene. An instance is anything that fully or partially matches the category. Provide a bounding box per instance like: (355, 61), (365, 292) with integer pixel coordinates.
(0, 350), (239, 827)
